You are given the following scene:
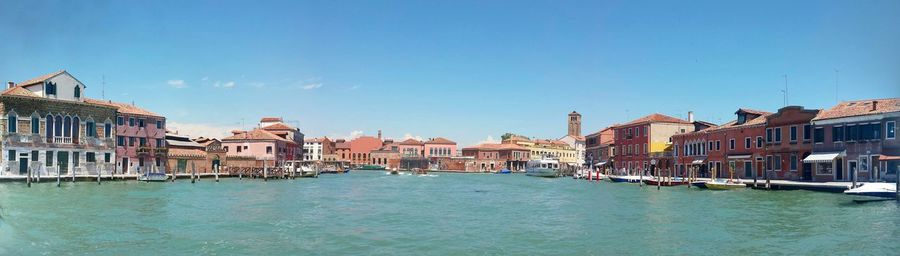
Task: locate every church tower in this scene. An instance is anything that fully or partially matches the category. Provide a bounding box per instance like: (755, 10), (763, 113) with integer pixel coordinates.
(568, 111), (581, 137)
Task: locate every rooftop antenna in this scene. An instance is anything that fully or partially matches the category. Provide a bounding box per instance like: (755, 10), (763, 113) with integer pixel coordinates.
(781, 75), (788, 107)
(101, 75), (106, 100)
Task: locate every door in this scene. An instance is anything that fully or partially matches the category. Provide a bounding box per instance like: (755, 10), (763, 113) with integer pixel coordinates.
(57, 152), (69, 174)
(121, 158), (129, 174)
(835, 158), (844, 181)
(19, 157), (28, 175)
(848, 161), (857, 182)
(744, 161), (753, 178)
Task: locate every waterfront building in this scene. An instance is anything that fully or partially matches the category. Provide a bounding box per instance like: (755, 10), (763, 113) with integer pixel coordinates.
(0, 71), (117, 176)
(399, 138), (425, 157)
(334, 139), (351, 163)
(258, 117), (305, 160)
(703, 109), (771, 179)
(165, 133), (207, 174)
(765, 106), (820, 181)
(221, 127), (300, 166)
(194, 137), (227, 172)
(613, 113), (692, 174)
(85, 98), (166, 174)
(806, 98), (899, 182)
(671, 113), (718, 177)
(303, 137), (333, 163)
(502, 134), (577, 166)
(349, 135), (382, 165)
(585, 126), (615, 169)
(424, 137), (457, 169)
(461, 143), (530, 172)
(370, 142), (401, 169)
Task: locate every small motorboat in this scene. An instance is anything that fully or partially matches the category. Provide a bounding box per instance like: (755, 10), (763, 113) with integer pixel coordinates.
(139, 172), (168, 182)
(643, 178), (689, 186)
(690, 181), (708, 188)
(297, 166), (319, 178)
(607, 175), (644, 183)
(388, 169), (400, 175)
(496, 169), (512, 174)
(705, 180), (746, 190)
(844, 183), (898, 198)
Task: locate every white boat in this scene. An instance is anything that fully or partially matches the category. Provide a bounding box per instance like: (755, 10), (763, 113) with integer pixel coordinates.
(607, 175), (646, 183)
(844, 183), (898, 198)
(526, 159), (560, 178)
(297, 166), (319, 178)
(139, 172), (168, 182)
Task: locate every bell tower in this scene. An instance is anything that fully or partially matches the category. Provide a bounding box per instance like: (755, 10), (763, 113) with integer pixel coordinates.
(568, 111), (581, 137)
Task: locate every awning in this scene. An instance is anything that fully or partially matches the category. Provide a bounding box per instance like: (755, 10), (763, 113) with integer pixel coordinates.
(691, 159), (705, 164)
(727, 154), (752, 159)
(803, 152), (844, 163)
(878, 155), (900, 161)
(594, 161), (607, 166)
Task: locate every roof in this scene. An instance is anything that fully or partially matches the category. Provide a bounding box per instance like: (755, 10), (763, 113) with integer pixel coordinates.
(424, 137), (456, 145)
(693, 120), (718, 128)
(400, 138), (424, 145)
(705, 109), (772, 132)
(221, 129), (296, 144)
(1, 86), (39, 97)
(335, 142), (350, 149)
(167, 148), (207, 158)
(261, 122), (295, 131)
(462, 143), (528, 151)
(559, 134), (585, 141)
(166, 138), (204, 148)
(83, 98), (162, 117)
(619, 113), (690, 127)
(17, 70), (68, 87)
(812, 98), (900, 121)
(736, 108), (771, 116)
(260, 117), (282, 122)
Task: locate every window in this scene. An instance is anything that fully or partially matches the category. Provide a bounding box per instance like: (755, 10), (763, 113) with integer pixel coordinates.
(86, 152), (96, 163)
(729, 139), (735, 150)
(814, 127), (824, 143)
(156, 120), (162, 129)
(756, 136), (763, 148)
(128, 117), (135, 127)
(766, 155), (773, 171)
(847, 125), (858, 141)
(803, 125), (811, 140)
(708, 141), (713, 151)
(889, 121), (896, 139)
(31, 150), (38, 161)
(266, 146), (273, 154)
(774, 127), (782, 142)
(31, 116), (39, 134)
(86, 121), (96, 137)
(635, 127), (640, 137)
(155, 158), (161, 166)
(833, 126), (844, 142)
(790, 126), (797, 142)
(46, 151), (54, 166)
(643, 143), (647, 154)
(224, 146), (229, 152)
(774, 155), (782, 171)
(716, 141), (721, 151)
(674, 144), (678, 156)
(117, 136), (125, 146)
(859, 156), (869, 172)
(45, 82), (56, 95)
(138, 157), (144, 167)
(7, 150), (14, 161)
(745, 137), (751, 149)
(790, 154), (797, 171)
(643, 126), (648, 136)
(46, 115), (53, 141)
(139, 138), (146, 146)
(766, 128), (773, 143)
(104, 153), (111, 163)
(117, 116), (124, 125)
(104, 123), (112, 138)
(129, 137), (135, 147)
(156, 139), (163, 147)
(73, 152), (80, 167)
(237, 146), (242, 153)
(138, 119), (145, 128)
(8, 114), (16, 133)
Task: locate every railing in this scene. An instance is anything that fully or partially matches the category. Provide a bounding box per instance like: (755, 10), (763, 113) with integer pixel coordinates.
(137, 146), (152, 155)
(52, 137), (73, 144)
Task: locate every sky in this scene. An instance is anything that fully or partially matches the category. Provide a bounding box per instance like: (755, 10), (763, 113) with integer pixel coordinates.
(1, 0), (898, 147)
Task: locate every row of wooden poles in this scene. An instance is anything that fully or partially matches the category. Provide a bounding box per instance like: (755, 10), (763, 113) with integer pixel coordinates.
(22, 163), (299, 187)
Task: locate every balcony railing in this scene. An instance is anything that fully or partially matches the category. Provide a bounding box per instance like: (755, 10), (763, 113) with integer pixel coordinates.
(53, 137), (73, 144)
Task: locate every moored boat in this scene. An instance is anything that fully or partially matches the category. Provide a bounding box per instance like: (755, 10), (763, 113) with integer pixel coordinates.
(643, 178), (689, 186)
(690, 181), (708, 188)
(297, 166), (319, 178)
(843, 183), (897, 198)
(139, 172), (168, 182)
(525, 159), (560, 178)
(607, 175), (643, 183)
(358, 165), (386, 170)
(705, 180), (746, 190)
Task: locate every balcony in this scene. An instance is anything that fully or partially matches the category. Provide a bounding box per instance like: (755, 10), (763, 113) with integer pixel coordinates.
(52, 136), (74, 144)
(138, 146), (168, 156)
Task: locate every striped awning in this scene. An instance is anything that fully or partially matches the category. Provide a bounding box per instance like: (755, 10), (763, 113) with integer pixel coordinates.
(879, 155), (900, 161)
(691, 159), (705, 164)
(803, 152), (844, 163)
(727, 154), (752, 159)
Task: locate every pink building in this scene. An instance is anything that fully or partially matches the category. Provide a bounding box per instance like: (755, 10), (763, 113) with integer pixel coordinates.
(86, 99), (166, 174)
(424, 137), (457, 158)
(349, 136), (382, 165)
(221, 128), (299, 166)
(398, 138), (425, 157)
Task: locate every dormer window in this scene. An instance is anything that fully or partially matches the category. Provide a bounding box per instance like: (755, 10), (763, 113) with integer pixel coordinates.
(737, 113), (746, 125)
(45, 82), (57, 95)
(74, 86), (81, 98)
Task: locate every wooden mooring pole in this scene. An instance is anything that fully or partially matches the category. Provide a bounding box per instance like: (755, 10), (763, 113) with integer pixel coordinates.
(56, 167), (61, 187)
(97, 170), (101, 185)
(191, 163), (196, 184)
(27, 166), (32, 187)
(895, 164), (899, 200)
(215, 166), (220, 182)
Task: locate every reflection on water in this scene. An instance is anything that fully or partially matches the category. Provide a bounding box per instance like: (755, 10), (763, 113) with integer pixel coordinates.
(0, 172), (898, 255)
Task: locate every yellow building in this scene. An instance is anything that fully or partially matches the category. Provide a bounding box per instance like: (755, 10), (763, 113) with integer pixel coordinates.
(502, 135), (578, 166)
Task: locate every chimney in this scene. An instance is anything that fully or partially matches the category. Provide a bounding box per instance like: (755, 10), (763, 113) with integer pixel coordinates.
(870, 100), (878, 111)
(378, 130), (382, 140)
(7, 81), (14, 89)
(688, 111), (694, 123)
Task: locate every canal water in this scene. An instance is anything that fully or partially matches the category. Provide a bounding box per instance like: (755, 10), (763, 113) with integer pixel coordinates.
(0, 171), (897, 255)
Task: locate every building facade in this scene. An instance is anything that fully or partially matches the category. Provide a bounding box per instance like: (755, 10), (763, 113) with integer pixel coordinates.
(765, 106), (820, 181)
(461, 143), (530, 172)
(1, 71), (117, 176)
(86, 98), (166, 174)
(221, 128), (299, 166)
(613, 113), (693, 174)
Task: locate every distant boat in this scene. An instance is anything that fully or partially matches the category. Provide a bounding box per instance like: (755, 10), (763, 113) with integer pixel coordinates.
(496, 169), (511, 174)
(525, 159), (559, 178)
(297, 166), (319, 178)
(844, 183), (897, 198)
(705, 180), (746, 190)
(644, 177), (689, 186)
(607, 175), (644, 183)
(690, 181), (708, 188)
(358, 165), (386, 170)
(139, 172), (168, 182)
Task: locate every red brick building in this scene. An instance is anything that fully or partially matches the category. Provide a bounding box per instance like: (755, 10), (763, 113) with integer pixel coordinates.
(613, 113), (693, 174)
(671, 119), (717, 177)
(765, 106), (820, 181)
(703, 109), (771, 179)
(585, 126), (615, 168)
(349, 136), (382, 165)
(461, 143), (531, 172)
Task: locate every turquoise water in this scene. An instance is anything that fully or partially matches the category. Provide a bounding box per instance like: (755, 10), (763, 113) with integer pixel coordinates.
(0, 171), (898, 255)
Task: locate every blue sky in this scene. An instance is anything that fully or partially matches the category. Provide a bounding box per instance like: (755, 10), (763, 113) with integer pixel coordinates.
(1, 0), (898, 146)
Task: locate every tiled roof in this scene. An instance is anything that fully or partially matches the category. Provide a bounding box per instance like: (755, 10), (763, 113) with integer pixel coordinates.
(424, 137), (456, 144)
(462, 143), (528, 151)
(84, 98), (162, 117)
(737, 108), (771, 116)
(400, 138), (424, 145)
(18, 70), (67, 87)
(222, 129), (295, 144)
(0, 86), (39, 97)
(260, 117), (282, 122)
(620, 113), (690, 127)
(335, 142), (350, 149)
(261, 123), (295, 131)
(168, 148), (207, 158)
(813, 98), (900, 121)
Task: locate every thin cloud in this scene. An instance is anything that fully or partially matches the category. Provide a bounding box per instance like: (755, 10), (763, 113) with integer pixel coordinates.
(477, 135), (498, 145)
(302, 83), (323, 90)
(214, 81), (235, 88)
(402, 133), (424, 141)
(167, 121), (238, 139)
(348, 85), (360, 91)
(201, 76), (209, 81)
(167, 79), (186, 89)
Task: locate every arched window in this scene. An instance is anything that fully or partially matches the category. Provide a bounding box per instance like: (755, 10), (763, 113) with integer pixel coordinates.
(86, 120), (95, 137)
(31, 116), (39, 134)
(74, 86), (81, 98)
(72, 117), (80, 142)
(54, 115), (62, 137)
(46, 115), (53, 141)
(63, 116), (71, 138)
(7, 113), (17, 133)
